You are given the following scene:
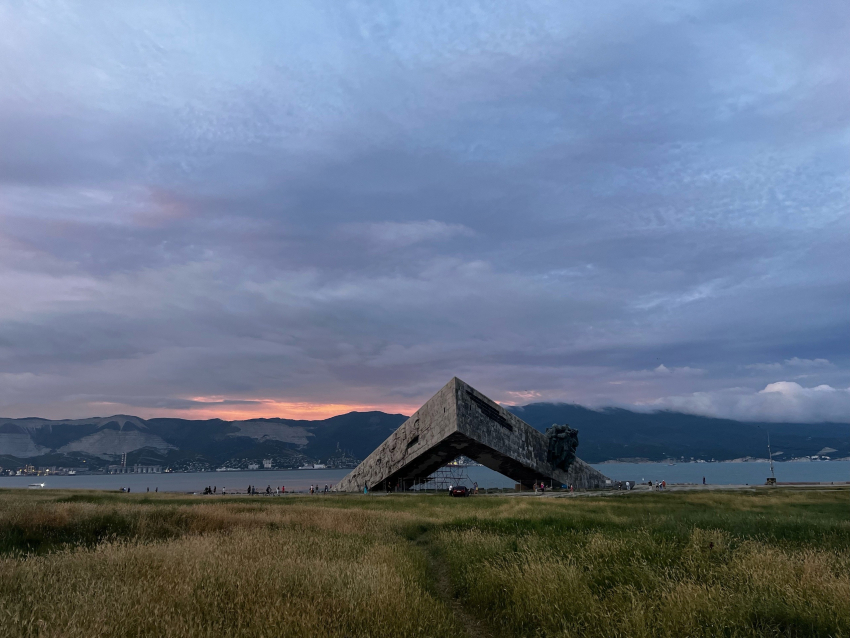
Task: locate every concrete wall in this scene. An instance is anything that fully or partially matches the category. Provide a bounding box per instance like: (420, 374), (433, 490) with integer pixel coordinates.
(333, 380), (458, 492)
(334, 378), (610, 491)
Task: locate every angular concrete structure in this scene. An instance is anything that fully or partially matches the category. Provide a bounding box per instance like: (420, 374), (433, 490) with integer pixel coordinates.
(334, 378), (609, 492)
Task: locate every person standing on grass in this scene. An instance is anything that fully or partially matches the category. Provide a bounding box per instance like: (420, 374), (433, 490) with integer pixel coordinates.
(703, 476), (706, 485)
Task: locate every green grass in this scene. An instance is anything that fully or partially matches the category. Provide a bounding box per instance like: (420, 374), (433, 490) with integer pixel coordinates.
(0, 487), (847, 637)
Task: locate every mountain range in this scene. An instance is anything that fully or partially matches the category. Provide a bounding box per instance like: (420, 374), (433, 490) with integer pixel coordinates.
(1, 404), (847, 472)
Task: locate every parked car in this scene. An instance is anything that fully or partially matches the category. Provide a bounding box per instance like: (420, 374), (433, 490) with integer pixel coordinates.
(449, 485), (469, 497)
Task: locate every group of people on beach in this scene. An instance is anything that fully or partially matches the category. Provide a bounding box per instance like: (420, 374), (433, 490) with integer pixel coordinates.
(247, 485), (286, 495)
(196, 484), (335, 495)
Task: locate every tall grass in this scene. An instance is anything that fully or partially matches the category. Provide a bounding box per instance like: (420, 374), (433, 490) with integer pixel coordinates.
(0, 488), (847, 637)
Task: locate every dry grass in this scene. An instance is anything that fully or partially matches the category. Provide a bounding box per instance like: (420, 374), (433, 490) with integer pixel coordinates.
(0, 487), (847, 637)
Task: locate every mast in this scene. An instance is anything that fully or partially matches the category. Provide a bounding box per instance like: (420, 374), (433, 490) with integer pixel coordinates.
(767, 429), (775, 479)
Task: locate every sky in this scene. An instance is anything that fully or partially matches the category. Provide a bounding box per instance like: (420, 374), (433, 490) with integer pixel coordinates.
(1, 1), (848, 423)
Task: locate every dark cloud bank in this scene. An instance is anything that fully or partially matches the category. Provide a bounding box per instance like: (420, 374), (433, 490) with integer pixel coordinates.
(0, 1), (848, 423)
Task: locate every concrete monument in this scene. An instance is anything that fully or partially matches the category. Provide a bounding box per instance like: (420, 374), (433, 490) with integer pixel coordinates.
(334, 378), (609, 492)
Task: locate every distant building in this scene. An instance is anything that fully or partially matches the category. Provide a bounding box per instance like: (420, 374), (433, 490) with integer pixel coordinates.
(247, 463), (259, 470)
(107, 465), (162, 474)
(262, 459), (272, 469)
(120, 452), (127, 468)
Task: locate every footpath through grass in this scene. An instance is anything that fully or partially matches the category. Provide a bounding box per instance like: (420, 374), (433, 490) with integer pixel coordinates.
(0, 487), (847, 637)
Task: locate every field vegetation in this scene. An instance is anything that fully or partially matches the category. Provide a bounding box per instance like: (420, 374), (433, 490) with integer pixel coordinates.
(0, 487), (848, 637)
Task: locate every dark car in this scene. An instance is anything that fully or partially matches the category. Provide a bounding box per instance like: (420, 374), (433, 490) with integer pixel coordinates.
(449, 485), (469, 497)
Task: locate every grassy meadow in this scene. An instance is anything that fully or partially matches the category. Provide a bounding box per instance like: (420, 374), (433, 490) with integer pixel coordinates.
(0, 487), (848, 637)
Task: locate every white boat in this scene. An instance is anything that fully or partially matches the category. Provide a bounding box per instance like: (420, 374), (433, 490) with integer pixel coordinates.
(28, 483), (45, 489)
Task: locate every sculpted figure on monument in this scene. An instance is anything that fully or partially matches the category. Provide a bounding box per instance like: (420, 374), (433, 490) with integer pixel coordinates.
(546, 424), (579, 471)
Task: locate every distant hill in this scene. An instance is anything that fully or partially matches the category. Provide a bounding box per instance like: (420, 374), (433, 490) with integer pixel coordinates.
(0, 412), (407, 472)
(507, 403), (850, 463)
(1, 403), (847, 471)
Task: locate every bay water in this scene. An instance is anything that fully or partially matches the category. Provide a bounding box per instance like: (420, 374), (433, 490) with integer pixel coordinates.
(1, 460), (847, 492)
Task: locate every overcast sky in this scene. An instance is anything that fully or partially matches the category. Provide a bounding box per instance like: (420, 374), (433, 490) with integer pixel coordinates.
(1, 1), (848, 423)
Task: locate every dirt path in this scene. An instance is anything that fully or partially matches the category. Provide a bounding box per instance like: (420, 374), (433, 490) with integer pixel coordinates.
(413, 531), (492, 638)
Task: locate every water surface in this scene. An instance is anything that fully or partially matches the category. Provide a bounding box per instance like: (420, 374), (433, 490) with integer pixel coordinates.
(1, 461), (847, 492)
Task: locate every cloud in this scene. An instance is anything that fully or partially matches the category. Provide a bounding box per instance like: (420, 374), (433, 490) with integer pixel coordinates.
(626, 364), (706, 378)
(340, 220), (474, 247)
(644, 382), (850, 423)
(746, 358), (835, 372)
(0, 1), (847, 420)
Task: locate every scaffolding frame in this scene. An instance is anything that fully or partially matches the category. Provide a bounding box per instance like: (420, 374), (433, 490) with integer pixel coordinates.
(396, 459), (471, 492)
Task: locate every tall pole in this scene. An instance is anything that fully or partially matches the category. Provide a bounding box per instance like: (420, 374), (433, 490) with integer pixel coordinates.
(767, 429), (775, 479)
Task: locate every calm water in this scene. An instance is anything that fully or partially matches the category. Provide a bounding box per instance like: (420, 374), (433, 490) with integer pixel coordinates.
(0, 461), (847, 492)
(593, 460), (850, 485)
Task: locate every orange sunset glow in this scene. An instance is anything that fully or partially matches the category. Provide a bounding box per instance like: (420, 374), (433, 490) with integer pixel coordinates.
(92, 397), (420, 421)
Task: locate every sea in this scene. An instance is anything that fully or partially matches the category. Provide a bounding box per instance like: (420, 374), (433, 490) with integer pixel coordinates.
(1, 461), (848, 492)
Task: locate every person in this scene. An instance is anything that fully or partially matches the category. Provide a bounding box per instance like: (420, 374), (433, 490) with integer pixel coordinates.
(282, 486), (285, 494)
(213, 486), (216, 494)
(662, 480), (666, 490)
(127, 487), (130, 493)
(473, 482), (478, 495)
(540, 482), (545, 494)
(310, 484), (313, 495)
(703, 476), (706, 485)
(222, 487), (226, 495)
(147, 487), (149, 492)
(569, 484), (574, 493)
(266, 485), (271, 495)
(247, 484), (251, 495)
(364, 481), (369, 495)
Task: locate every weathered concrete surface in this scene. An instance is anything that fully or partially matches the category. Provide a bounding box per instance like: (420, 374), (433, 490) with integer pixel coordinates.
(334, 378), (609, 492)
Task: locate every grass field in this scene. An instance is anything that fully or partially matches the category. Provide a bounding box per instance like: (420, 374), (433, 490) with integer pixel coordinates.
(0, 487), (848, 637)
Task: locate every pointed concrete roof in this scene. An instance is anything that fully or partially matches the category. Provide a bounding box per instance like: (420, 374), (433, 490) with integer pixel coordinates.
(334, 377), (609, 491)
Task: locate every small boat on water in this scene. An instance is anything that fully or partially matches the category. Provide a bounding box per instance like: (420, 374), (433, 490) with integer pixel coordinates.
(28, 483), (45, 489)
